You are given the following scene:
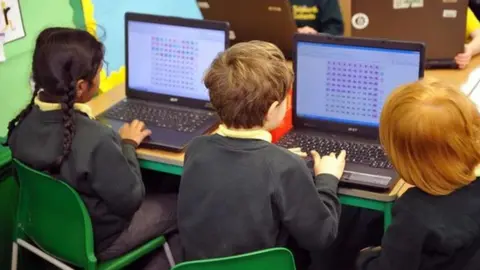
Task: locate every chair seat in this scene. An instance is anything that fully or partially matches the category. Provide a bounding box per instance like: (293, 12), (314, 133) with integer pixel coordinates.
(171, 248), (296, 270)
(12, 159), (173, 270)
(98, 236), (166, 270)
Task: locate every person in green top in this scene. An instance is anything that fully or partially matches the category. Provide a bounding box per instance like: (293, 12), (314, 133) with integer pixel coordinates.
(290, 0), (344, 35)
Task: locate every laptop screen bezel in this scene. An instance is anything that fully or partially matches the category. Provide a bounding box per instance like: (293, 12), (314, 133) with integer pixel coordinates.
(125, 12), (229, 110)
(292, 33), (425, 140)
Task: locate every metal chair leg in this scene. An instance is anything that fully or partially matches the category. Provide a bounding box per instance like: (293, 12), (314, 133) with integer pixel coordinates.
(11, 242), (18, 270)
(17, 239), (74, 270)
(164, 241), (176, 268)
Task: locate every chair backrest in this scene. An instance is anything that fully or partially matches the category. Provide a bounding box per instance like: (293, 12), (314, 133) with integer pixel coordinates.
(172, 248), (296, 270)
(13, 159), (97, 267)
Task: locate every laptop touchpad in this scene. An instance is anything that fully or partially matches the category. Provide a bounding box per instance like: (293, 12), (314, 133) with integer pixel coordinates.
(342, 171), (391, 187)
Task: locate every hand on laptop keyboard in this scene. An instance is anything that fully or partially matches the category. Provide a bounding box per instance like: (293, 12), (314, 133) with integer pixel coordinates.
(119, 119), (152, 147)
(311, 150), (346, 179)
(277, 133), (393, 169)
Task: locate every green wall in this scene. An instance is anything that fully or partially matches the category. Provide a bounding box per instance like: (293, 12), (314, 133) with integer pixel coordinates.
(0, 0), (84, 137)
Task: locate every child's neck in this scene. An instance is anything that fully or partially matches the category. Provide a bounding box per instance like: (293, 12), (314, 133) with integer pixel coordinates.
(223, 125), (267, 132)
(218, 124), (272, 142)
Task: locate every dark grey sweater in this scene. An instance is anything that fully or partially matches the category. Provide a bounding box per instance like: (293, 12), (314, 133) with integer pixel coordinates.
(178, 134), (341, 260)
(8, 106), (145, 252)
(357, 178), (480, 270)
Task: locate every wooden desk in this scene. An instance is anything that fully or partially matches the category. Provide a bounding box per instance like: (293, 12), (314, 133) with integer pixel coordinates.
(89, 57), (479, 168)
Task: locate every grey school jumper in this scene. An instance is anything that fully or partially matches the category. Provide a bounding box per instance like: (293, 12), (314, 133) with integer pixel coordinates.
(178, 134), (341, 260)
(8, 106), (144, 252)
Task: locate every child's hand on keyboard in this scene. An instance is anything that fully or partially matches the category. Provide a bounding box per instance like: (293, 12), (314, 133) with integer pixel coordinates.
(288, 147), (307, 158)
(311, 150), (346, 179)
(119, 119), (152, 147)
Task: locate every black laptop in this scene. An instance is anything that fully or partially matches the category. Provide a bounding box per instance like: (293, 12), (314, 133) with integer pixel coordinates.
(197, 0), (297, 58)
(277, 34), (425, 191)
(99, 13), (229, 152)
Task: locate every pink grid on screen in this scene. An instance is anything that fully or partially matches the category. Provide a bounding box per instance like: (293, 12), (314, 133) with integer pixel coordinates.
(150, 36), (199, 91)
(325, 60), (384, 120)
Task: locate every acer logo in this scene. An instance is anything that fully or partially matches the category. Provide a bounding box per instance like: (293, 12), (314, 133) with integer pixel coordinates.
(169, 97), (178, 102)
(348, 128), (358, 132)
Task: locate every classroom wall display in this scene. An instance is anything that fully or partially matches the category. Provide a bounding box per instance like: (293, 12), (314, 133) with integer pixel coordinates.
(0, 0), (26, 43)
(81, 0), (202, 93)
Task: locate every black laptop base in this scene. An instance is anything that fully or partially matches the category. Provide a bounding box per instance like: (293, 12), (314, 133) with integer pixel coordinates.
(98, 99), (219, 152)
(304, 157), (399, 192)
(98, 115), (218, 153)
(426, 58), (458, 69)
(277, 130), (398, 191)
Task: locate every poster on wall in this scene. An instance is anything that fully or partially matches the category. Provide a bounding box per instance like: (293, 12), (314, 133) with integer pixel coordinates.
(0, 0), (25, 43)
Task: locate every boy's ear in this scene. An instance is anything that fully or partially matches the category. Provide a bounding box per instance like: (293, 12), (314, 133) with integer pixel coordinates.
(266, 101), (280, 121)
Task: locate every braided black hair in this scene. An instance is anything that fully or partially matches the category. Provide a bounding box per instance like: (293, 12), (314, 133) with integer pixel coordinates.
(6, 27), (104, 173)
(53, 80), (77, 170)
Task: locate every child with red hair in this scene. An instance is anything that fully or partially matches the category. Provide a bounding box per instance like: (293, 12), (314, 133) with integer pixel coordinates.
(357, 78), (480, 270)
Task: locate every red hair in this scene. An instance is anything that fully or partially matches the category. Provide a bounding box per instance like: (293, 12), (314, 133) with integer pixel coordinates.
(380, 78), (480, 195)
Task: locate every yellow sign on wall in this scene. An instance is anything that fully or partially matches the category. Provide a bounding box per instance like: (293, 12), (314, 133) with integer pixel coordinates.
(81, 0), (125, 94)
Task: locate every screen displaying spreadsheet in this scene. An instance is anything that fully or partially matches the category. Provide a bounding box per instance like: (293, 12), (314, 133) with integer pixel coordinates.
(296, 42), (421, 127)
(127, 21), (226, 101)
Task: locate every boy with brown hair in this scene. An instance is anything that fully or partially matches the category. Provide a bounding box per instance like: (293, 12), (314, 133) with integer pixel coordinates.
(178, 41), (346, 269)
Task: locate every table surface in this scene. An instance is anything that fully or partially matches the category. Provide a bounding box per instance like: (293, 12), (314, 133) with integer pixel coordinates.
(87, 57), (479, 200)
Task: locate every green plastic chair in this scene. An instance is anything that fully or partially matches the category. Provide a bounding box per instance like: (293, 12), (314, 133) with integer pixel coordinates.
(172, 248), (296, 270)
(11, 159), (174, 270)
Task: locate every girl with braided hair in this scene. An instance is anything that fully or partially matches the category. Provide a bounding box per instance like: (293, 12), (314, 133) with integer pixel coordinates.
(6, 27), (178, 269)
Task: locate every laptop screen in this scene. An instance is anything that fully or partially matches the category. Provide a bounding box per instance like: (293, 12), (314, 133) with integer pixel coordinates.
(296, 41), (421, 127)
(127, 20), (226, 101)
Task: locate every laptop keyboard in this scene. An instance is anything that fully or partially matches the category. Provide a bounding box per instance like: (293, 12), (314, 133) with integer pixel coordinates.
(277, 133), (393, 169)
(103, 101), (212, 133)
